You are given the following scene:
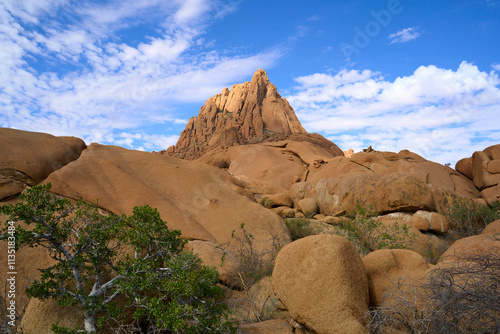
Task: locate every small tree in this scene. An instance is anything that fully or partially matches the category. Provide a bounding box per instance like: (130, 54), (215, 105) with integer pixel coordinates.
(0, 184), (231, 333)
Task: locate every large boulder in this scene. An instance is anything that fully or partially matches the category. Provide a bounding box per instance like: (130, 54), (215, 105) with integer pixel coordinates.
(362, 249), (434, 308)
(293, 173), (435, 215)
(20, 299), (83, 334)
(438, 233), (500, 263)
(455, 157), (473, 179)
(272, 235), (369, 334)
(466, 144), (500, 204)
(0, 128), (86, 200)
(45, 144), (291, 254)
(289, 150), (480, 215)
(198, 137), (342, 191)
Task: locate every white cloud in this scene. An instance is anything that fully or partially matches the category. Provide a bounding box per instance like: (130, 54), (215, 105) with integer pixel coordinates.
(493, 63), (500, 71)
(287, 61), (500, 165)
(388, 27), (421, 44)
(306, 15), (320, 22)
(0, 0), (283, 151)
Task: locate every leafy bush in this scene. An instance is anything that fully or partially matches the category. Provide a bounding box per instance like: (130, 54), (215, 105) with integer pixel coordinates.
(284, 218), (315, 241)
(446, 198), (500, 237)
(0, 184), (232, 333)
(337, 204), (414, 256)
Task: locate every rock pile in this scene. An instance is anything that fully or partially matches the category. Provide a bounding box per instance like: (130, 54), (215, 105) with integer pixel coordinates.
(456, 144), (500, 204)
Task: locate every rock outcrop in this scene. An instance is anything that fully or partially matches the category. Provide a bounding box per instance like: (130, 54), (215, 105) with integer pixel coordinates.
(289, 149), (480, 215)
(472, 145), (500, 204)
(199, 137), (343, 191)
(0, 128), (86, 200)
(165, 69), (309, 160)
(45, 144), (291, 253)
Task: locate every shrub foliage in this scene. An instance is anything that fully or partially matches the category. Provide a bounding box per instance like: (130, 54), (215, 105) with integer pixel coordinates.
(446, 198), (500, 237)
(0, 184), (232, 333)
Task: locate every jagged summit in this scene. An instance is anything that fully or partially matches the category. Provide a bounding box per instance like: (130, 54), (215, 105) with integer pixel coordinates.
(165, 69), (308, 159)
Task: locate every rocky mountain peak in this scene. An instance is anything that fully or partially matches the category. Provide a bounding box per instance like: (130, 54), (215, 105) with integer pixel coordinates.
(165, 69), (307, 159)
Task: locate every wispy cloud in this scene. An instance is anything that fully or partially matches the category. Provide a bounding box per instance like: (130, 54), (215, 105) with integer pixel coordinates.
(492, 63), (500, 71)
(388, 27), (421, 44)
(287, 61), (500, 165)
(0, 0), (282, 150)
(306, 15), (320, 22)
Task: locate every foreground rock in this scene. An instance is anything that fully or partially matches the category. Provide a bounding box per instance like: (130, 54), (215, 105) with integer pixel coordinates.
(363, 249), (433, 308)
(45, 144), (291, 253)
(0, 128), (86, 200)
(272, 235), (369, 334)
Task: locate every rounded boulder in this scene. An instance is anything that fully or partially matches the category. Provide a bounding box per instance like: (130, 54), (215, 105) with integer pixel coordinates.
(272, 234), (369, 334)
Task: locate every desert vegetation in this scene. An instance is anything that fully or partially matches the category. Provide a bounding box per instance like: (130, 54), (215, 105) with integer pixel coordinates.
(368, 250), (500, 334)
(0, 184), (232, 333)
(446, 198), (500, 237)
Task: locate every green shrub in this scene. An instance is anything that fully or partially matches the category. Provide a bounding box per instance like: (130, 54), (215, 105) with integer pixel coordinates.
(446, 199), (500, 237)
(259, 197), (273, 209)
(284, 218), (315, 241)
(337, 204), (414, 256)
(0, 184), (233, 333)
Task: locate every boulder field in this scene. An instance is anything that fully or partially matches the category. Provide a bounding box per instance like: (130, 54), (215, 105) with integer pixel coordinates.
(1, 69), (499, 333)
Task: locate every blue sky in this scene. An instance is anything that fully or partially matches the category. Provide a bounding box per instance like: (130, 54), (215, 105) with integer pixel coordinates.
(1, 0), (499, 165)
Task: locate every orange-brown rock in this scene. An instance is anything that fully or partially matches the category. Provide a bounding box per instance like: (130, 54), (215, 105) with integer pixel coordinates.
(44, 143), (291, 253)
(293, 173), (435, 215)
(0, 204), (57, 320)
(455, 157), (473, 179)
(344, 148), (355, 158)
(238, 319), (307, 334)
(165, 70), (310, 160)
(268, 193), (293, 208)
(20, 299), (83, 334)
(410, 210), (449, 234)
(198, 135), (343, 191)
(272, 235), (369, 334)
(467, 144), (500, 204)
(186, 240), (241, 286)
(0, 128), (86, 200)
(482, 219), (500, 234)
(438, 233), (500, 263)
(290, 150), (479, 215)
(362, 249), (433, 308)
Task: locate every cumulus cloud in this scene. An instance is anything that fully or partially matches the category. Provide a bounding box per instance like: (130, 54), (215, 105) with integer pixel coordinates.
(287, 61), (500, 165)
(0, 0), (282, 150)
(388, 27), (421, 44)
(493, 63), (500, 71)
